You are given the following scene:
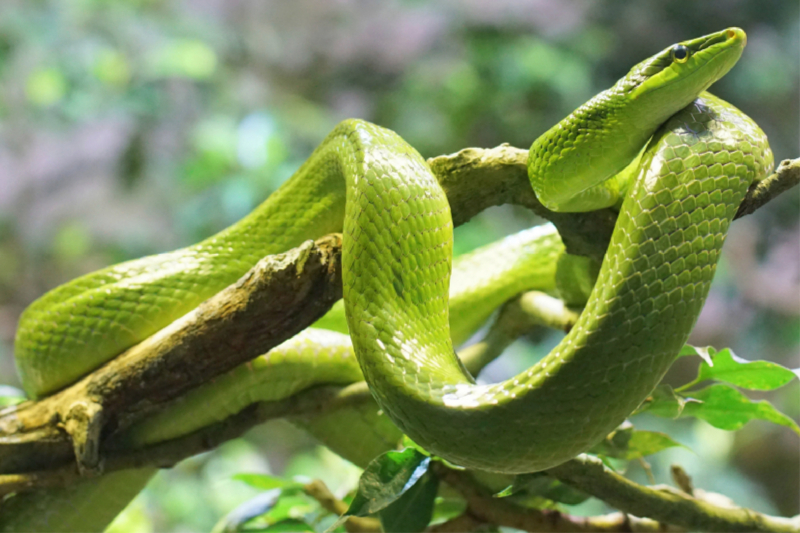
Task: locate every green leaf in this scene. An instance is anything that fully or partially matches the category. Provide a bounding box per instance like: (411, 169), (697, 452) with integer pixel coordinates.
(401, 435), (431, 456)
(635, 385), (697, 418)
(213, 478), (316, 533)
(233, 473), (302, 492)
(399, 435), (468, 471)
(346, 448), (431, 517)
(326, 449), (431, 533)
(679, 344), (700, 357)
(681, 384), (800, 435)
(261, 494), (317, 525)
(591, 425), (688, 460)
(626, 430), (688, 457)
(687, 347), (797, 391)
(679, 344), (713, 365)
(379, 471), (439, 533)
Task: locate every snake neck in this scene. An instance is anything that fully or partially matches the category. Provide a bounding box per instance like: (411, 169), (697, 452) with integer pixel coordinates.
(528, 29), (747, 213)
(528, 80), (689, 212)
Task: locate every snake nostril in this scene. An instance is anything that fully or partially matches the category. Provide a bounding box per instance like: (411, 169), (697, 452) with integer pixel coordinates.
(726, 29), (746, 46)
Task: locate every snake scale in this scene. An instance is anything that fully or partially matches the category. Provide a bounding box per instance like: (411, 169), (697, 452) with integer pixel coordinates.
(6, 27), (773, 530)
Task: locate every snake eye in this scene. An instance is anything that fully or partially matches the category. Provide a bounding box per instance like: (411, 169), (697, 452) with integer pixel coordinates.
(671, 44), (690, 63)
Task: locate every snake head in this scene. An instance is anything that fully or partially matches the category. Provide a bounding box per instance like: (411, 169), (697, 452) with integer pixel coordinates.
(623, 28), (746, 116)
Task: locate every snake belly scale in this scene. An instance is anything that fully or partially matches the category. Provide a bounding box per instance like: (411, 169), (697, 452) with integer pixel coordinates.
(12, 27), (772, 479)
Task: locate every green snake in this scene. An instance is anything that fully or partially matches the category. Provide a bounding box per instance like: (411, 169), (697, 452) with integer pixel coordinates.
(6, 26), (773, 529)
(2, 227), (562, 531)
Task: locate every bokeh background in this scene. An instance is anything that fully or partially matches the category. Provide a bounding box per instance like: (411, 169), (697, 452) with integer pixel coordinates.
(0, 0), (796, 531)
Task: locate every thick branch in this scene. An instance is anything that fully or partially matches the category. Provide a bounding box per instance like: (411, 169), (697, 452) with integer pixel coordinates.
(547, 455), (800, 533)
(0, 236), (343, 474)
(3, 379), (798, 532)
(0, 296), (576, 492)
(428, 145), (618, 260)
(431, 462), (676, 532)
(0, 383), (373, 497)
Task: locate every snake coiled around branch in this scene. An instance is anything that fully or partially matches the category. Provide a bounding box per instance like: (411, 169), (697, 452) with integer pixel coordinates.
(6, 26), (774, 531)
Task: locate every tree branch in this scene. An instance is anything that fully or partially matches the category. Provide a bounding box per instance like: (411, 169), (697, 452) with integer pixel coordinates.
(303, 479), (382, 533)
(0, 236), (343, 475)
(0, 294), (575, 494)
(0, 291), (578, 490)
(2, 373), (798, 532)
(547, 455), (800, 533)
(0, 383), (373, 497)
(0, 289), (576, 493)
(735, 158), (800, 219)
(428, 145), (618, 260)
(431, 462), (677, 532)
(0, 148), (795, 476)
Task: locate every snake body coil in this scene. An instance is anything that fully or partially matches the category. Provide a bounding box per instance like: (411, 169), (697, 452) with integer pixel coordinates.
(352, 91), (771, 472)
(12, 27), (772, 482)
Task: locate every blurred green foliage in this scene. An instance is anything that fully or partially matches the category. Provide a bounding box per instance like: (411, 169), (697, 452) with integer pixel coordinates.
(0, 1), (797, 530)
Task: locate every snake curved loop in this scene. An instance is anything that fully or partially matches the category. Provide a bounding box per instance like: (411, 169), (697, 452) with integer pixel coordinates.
(12, 26), (772, 481)
(2, 226), (563, 533)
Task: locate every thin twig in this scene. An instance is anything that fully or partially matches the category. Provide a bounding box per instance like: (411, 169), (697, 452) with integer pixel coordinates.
(303, 479), (381, 533)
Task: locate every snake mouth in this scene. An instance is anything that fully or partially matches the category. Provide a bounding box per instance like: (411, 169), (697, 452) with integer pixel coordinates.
(695, 27), (746, 53)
